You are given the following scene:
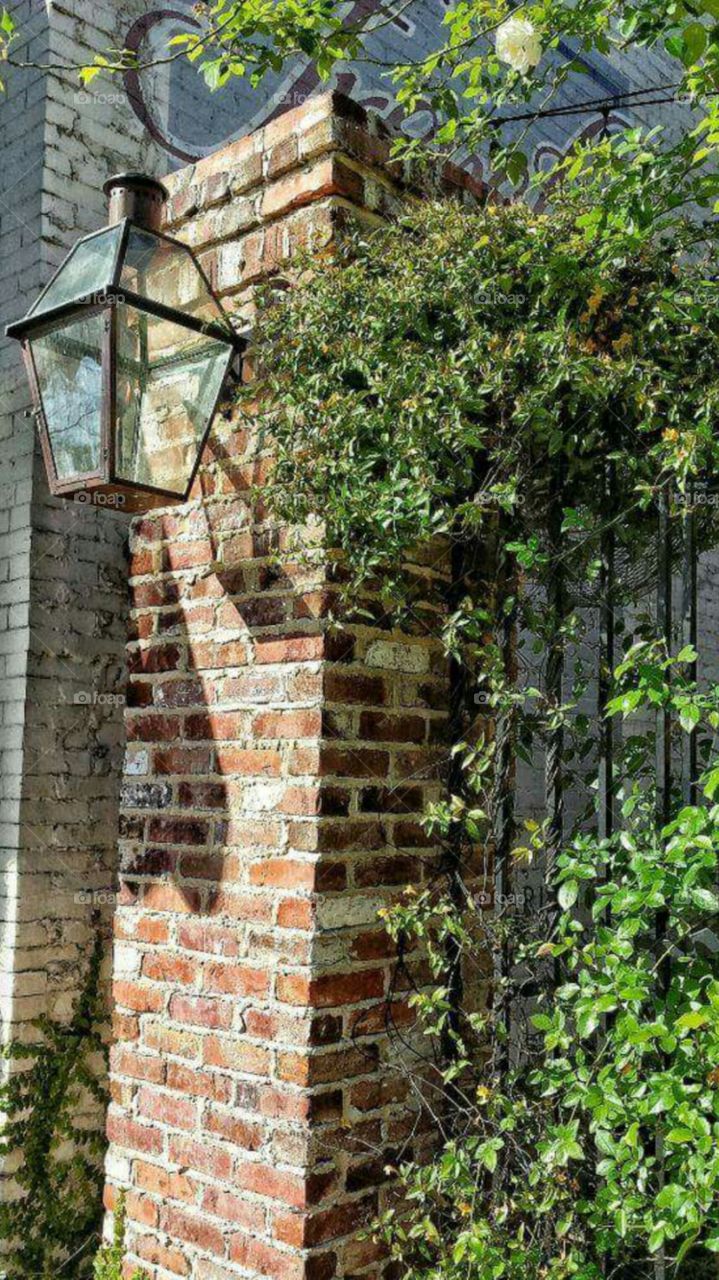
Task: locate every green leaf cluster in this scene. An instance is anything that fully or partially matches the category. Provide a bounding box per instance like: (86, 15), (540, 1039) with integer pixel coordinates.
(0, 934), (109, 1279)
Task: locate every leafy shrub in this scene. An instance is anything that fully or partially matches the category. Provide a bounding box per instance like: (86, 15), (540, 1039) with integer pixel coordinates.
(253, 197), (719, 1277)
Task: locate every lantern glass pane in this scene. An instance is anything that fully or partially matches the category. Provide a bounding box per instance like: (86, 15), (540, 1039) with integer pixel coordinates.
(119, 228), (229, 330)
(114, 303), (231, 495)
(28, 225), (122, 318)
(30, 313), (104, 480)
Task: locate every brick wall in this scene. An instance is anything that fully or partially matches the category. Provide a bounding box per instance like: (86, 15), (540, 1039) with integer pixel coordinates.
(0, 0), (168, 1204)
(103, 92), (465, 1280)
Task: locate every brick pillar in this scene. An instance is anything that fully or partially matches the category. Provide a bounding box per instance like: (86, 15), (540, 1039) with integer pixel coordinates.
(105, 92), (474, 1280)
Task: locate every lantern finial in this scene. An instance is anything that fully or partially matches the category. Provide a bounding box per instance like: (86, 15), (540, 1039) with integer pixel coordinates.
(102, 173), (168, 231)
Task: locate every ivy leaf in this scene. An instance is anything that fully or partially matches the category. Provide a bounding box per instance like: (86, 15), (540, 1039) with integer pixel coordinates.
(675, 1010), (709, 1030)
(679, 704), (701, 733)
(683, 21), (708, 64)
(691, 887), (719, 912)
(558, 880), (579, 910)
(649, 1226), (666, 1253)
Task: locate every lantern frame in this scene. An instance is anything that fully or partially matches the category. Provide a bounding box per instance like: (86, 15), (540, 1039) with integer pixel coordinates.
(6, 189), (246, 512)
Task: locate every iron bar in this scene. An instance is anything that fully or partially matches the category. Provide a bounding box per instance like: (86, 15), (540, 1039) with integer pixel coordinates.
(598, 461), (616, 843)
(681, 482), (698, 804)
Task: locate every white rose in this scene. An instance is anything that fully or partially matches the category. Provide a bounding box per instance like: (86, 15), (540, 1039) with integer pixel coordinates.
(495, 16), (542, 75)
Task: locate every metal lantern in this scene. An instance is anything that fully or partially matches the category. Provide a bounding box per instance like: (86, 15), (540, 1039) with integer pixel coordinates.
(6, 173), (244, 512)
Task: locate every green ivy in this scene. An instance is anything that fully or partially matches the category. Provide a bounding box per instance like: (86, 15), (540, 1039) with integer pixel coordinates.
(251, 194), (719, 1278)
(0, 932), (109, 1279)
(92, 1194), (148, 1280)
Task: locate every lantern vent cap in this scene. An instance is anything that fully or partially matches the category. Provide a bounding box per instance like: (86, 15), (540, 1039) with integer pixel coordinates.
(103, 172), (168, 230)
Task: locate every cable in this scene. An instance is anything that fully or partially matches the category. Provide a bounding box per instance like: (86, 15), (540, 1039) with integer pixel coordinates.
(491, 78), (698, 127)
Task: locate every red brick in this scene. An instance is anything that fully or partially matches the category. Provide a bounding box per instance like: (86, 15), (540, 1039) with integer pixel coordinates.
(266, 135), (299, 177)
(142, 953), (197, 986)
(316, 820), (383, 853)
(220, 818), (282, 848)
(168, 1135), (233, 1180)
(205, 1107), (263, 1150)
(112, 1011), (139, 1043)
(215, 747), (282, 776)
(202, 1186), (265, 1231)
(276, 898), (314, 930)
(127, 643), (181, 675)
(147, 816), (209, 846)
(126, 1191), (160, 1228)
(156, 677), (210, 710)
(142, 883), (202, 914)
(280, 786), (320, 815)
(154, 747), (213, 775)
(223, 672), (282, 702)
(272, 1209), (306, 1248)
(125, 713), (181, 742)
(176, 922), (240, 956)
(320, 747), (389, 778)
(162, 1207), (225, 1257)
(143, 1023), (201, 1060)
(106, 1113), (163, 1156)
(249, 859), (316, 890)
(252, 709), (322, 739)
(186, 711), (248, 740)
(163, 541), (213, 571)
(190, 640), (248, 669)
(135, 1160), (198, 1204)
(277, 969), (385, 1008)
(355, 854), (418, 886)
(178, 781), (226, 809)
(169, 994), (232, 1029)
(138, 1086), (198, 1131)
(110, 1047), (165, 1084)
(135, 1233), (190, 1276)
(254, 635), (324, 663)
(113, 981), (164, 1014)
(130, 549), (156, 575)
(359, 711), (426, 743)
(203, 962), (269, 997)
(179, 852), (225, 881)
(324, 671), (387, 705)
(166, 1061), (233, 1103)
(305, 1197), (375, 1246)
(203, 1036), (270, 1076)
(235, 1161), (307, 1208)
(229, 1233), (304, 1280)
(207, 890), (274, 922)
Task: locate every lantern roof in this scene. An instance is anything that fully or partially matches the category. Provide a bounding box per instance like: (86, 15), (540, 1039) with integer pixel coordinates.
(6, 219), (237, 346)
(4, 172), (247, 513)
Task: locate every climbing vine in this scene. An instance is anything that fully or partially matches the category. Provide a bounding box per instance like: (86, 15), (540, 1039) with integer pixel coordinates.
(0, 931), (109, 1279)
(249, 194), (719, 1277)
(92, 1194), (148, 1280)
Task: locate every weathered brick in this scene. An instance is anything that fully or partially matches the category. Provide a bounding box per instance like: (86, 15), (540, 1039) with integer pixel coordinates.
(102, 91), (448, 1280)
(137, 1086), (197, 1132)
